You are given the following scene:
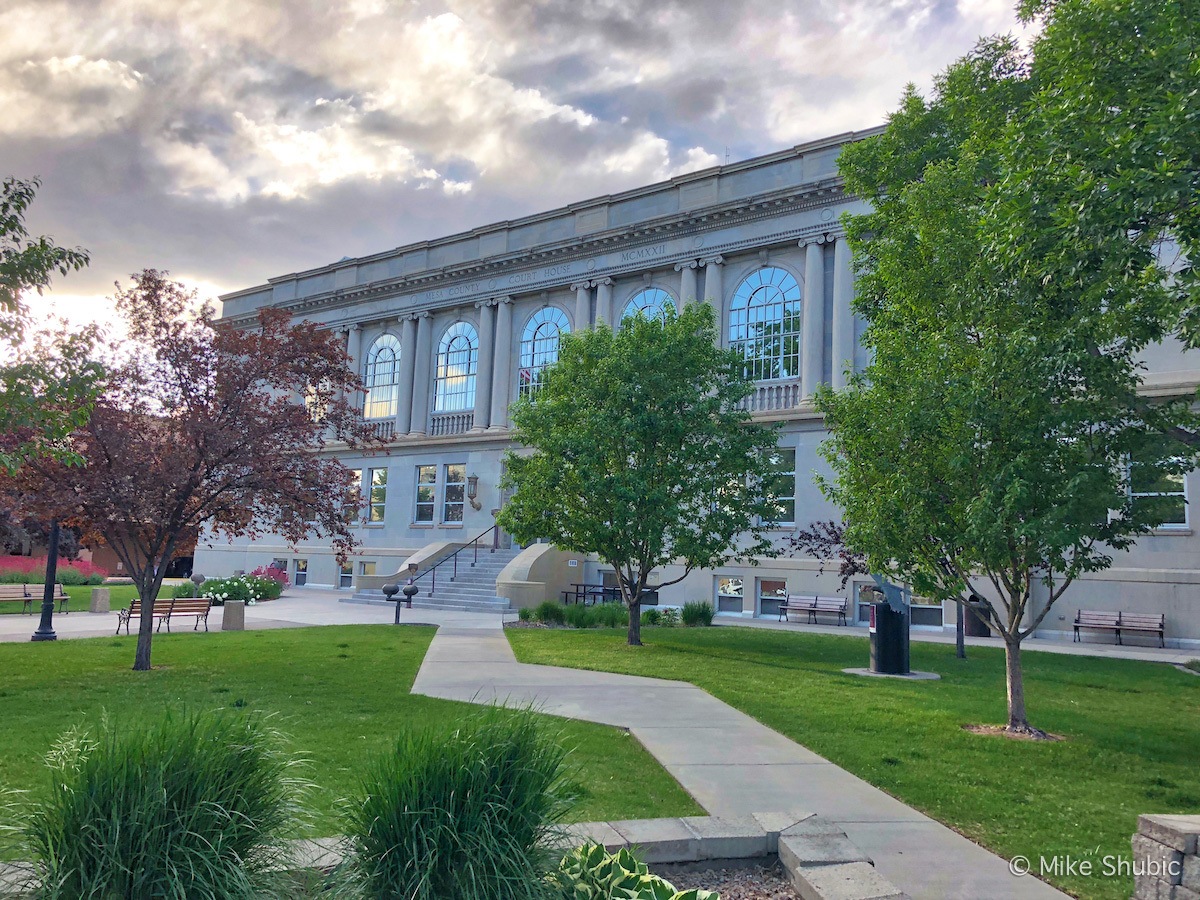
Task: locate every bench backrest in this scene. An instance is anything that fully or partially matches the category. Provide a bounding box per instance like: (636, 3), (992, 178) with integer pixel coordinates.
(1119, 612), (1165, 628)
(1075, 610), (1120, 626)
(169, 598), (212, 613)
(813, 597), (847, 611)
(0, 584), (28, 599)
(21, 583), (67, 597)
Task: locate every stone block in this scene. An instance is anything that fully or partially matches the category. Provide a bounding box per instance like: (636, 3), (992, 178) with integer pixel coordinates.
(781, 814), (850, 838)
(1135, 834), (1185, 885)
(89, 587), (110, 614)
(681, 815), (769, 859)
(1183, 855), (1200, 891)
(289, 837), (343, 870)
(779, 832), (873, 869)
(789, 861), (909, 900)
(1136, 872), (1171, 900)
(1139, 816), (1200, 855)
(222, 600), (246, 631)
(1171, 883), (1200, 900)
(609, 817), (698, 863)
(751, 811), (815, 853)
(555, 821), (626, 853)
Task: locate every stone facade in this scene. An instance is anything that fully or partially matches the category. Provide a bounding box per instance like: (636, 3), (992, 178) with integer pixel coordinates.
(194, 127), (1200, 648)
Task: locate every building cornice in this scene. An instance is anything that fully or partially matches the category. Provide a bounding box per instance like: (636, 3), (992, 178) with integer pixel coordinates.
(223, 177), (854, 328)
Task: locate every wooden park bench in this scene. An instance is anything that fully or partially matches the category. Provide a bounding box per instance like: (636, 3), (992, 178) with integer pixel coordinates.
(0, 583), (70, 615)
(0, 584), (30, 612)
(779, 595), (848, 626)
(117, 597), (212, 635)
(1074, 609), (1165, 647)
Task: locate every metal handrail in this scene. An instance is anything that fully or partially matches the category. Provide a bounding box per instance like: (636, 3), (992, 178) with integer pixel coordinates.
(410, 524), (500, 597)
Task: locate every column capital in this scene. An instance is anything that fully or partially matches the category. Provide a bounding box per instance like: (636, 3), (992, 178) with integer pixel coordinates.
(799, 233), (831, 247)
(569, 281), (591, 293)
(474, 299), (497, 310)
(494, 295), (513, 305)
(417, 310), (433, 319)
(590, 276), (613, 288)
(701, 255), (725, 267)
(348, 321), (362, 330)
(674, 259), (700, 272)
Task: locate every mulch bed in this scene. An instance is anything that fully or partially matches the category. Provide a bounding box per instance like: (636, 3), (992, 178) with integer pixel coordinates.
(656, 862), (800, 899)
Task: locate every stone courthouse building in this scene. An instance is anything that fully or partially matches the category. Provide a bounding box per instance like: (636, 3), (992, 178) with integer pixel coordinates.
(194, 127), (1200, 649)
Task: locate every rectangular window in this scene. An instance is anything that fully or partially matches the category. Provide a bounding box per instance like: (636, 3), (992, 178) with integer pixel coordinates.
(1130, 460), (1187, 527)
(344, 468), (363, 523)
(359, 561), (376, 577)
(716, 576), (743, 614)
(910, 594), (944, 627)
(367, 467), (387, 523)
(758, 578), (788, 618)
(443, 463), (466, 523)
(293, 559), (308, 587)
(765, 447), (796, 525)
(415, 465), (436, 523)
(271, 557), (288, 572)
(338, 564), (353, 589)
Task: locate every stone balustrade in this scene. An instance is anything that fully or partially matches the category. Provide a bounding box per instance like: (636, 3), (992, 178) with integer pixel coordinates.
(1133, 814), (1200, 900)
(429, 411), (474, 436)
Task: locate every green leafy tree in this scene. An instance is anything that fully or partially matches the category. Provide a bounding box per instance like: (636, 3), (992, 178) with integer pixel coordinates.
(498, 303), (782, 646)
(825, 17), (1195, 736)
(0, 177), (99, 472)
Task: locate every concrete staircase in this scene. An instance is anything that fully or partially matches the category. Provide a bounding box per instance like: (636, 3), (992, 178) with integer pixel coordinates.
(347, 546), (522, 614)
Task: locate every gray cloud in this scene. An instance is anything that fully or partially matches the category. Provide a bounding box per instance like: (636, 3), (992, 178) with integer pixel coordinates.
(2, 0), (1020, 317)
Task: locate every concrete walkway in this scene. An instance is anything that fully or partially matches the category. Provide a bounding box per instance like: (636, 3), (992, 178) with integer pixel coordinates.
(410, 615), (1068, 900)
(3, 589), (1170, 897)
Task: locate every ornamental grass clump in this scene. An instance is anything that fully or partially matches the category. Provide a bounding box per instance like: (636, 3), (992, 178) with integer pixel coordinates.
(338, 706), (575, 900)
(17, 710), (306, 900)
(681, 601), (715, 627)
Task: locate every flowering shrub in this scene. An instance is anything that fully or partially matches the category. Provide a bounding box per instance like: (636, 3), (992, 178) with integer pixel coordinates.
(0, 555), (108, 586)
(248, 565), (289, 589)
(199, 574), (282, 606)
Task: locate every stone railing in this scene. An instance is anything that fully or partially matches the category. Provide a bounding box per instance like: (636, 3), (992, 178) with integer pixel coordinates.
(739, 378), (804, 413)
(430, 411), (474, 436)
(1132, 814), (1200, 899)
(365, 419), (395, 441)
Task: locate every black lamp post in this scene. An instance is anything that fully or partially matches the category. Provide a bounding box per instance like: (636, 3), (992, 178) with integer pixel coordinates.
(31, 521), (60, 642)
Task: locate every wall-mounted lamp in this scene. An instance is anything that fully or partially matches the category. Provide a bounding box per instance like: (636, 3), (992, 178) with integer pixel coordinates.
(467, 473), (481, 510)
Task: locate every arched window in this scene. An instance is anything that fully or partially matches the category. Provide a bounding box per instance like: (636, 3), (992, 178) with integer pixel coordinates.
(363, 333), (402, 419)
(728, 267), (803, 381)
(435, 322), (479, 412)
(622, 288), (676, 325)
(518, 307), (570, 397)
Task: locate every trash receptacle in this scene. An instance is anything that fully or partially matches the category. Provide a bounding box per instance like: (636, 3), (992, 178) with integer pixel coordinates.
(869, 602), (911, 675)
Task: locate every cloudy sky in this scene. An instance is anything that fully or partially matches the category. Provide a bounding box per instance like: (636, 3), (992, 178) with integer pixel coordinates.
(5, 0), (1020, 332)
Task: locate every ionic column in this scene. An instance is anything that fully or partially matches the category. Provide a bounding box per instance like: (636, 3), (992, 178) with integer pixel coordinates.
(702, 255), (724, 308)
(473, 300), (497, 431)
(801, 238), (826, 398)
(676, 260), (699, 306)
(572, 282), (592, 329)
(832, 236), (855, 390)
(341, 323), (363, 410)
(408, 312), (433, 436)
(394, 315), (417, 434)
(489, 297), (514, 430)
(593, 278), (614, 327)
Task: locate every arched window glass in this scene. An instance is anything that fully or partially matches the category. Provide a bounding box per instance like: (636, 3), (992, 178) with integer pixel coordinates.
(435, 322), (478, 412)
(622, 288), (676, 325)
(518, 307), (570, 397)
(363, 334), (402, 419)
(728, 267), (803, 381)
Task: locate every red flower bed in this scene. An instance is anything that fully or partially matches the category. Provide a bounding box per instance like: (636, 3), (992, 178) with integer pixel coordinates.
(0, 555), (110, 585)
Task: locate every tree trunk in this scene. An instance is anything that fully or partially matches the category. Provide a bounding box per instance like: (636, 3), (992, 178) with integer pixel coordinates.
(627, 597), (642, 646)
(134, 590), (155, 671)
(1002, 637), (1045, 737)
(955, 599), (966, 660)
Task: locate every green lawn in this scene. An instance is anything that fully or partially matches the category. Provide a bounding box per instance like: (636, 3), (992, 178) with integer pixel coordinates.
(507, 625), (1199, 900)
(0, 625), (700, 845)
(0, 584), (151, 615)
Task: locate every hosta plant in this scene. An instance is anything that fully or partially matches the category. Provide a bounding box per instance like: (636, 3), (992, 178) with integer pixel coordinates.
(553, 843), (718, 900)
